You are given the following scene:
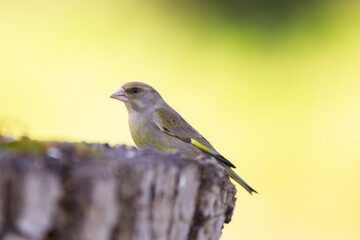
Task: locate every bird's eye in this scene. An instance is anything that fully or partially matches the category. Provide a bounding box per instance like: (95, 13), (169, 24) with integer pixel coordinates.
(130, 87), (139, 94)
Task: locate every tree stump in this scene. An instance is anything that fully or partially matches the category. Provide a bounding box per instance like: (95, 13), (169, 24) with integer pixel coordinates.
(0, 138), (236, 240)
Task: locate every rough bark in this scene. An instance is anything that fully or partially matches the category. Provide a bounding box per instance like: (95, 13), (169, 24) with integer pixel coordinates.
(0, 139), (236, 240)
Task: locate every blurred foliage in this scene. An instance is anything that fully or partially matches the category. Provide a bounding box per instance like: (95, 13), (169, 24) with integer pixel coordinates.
(0, 0), (359, 240)
(162, 0), (326, 29)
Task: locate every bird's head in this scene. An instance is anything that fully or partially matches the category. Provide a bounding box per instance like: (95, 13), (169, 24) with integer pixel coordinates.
(110, 82), (163, 112)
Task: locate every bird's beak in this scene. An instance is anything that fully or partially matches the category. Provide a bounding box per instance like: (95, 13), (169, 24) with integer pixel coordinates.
(110, 88), (129, 102)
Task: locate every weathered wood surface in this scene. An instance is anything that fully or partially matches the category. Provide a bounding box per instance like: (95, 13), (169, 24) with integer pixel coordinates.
(0, 139), (236, 240)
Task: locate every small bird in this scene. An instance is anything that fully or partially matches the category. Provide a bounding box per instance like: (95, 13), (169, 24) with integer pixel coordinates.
(110, 82), (257, 194)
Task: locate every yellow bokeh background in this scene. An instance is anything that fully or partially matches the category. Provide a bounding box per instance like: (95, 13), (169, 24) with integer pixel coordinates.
(1, 1), (360, 239)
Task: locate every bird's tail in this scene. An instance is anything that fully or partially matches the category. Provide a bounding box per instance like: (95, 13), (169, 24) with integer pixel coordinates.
(220, 163), (257, 195)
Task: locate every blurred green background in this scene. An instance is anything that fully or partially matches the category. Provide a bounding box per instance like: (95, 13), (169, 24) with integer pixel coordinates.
(1, 0), (360, 239)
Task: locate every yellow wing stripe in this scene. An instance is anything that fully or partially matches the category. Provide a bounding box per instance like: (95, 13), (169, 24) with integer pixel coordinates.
(163, 127), (191, 143)
(190, 139), (216, 155)
(163, 128), (176, 137)
(191, 139), (236, 168)
(162, 127), (236, 168)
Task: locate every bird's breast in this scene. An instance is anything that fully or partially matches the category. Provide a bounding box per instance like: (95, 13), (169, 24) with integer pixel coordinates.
(128, 114), (177, 154)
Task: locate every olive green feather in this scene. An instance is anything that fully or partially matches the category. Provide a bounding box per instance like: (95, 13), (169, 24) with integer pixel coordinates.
(154, 108), (236, 168)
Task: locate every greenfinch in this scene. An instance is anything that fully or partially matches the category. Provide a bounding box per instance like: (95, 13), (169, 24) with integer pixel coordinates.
(110, 82), (257, 194)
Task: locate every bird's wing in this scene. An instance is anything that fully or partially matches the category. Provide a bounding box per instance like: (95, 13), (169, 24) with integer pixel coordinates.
(153, 107), (236, 168)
